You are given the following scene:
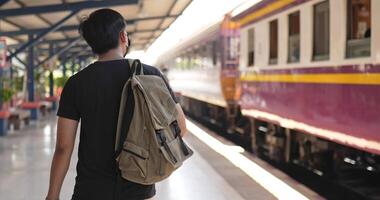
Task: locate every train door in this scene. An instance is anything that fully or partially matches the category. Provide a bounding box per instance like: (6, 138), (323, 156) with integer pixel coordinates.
(220, 15), (242, 131)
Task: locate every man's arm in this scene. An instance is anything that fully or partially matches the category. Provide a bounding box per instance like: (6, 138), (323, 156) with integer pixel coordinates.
(176, 103), (187, 137)
(46, 117), (78, 200)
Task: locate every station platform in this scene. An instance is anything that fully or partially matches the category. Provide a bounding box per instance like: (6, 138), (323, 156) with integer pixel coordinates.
(0, 115), (322, 200)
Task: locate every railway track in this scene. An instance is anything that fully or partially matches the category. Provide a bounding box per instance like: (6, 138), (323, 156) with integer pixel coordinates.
(186, 112), (380, 200)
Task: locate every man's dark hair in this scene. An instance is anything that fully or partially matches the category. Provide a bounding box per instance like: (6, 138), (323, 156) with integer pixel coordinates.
(79, 8), (126, 54)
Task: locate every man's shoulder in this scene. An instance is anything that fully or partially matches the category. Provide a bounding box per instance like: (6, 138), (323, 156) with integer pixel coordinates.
(67, 62), (96, 81)
(142, 63), (162, 76)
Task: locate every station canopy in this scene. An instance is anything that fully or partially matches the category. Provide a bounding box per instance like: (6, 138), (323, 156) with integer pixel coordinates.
(0, 0), (192, 69)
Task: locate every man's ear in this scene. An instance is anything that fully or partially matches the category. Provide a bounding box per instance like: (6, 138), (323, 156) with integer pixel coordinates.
(120, 31), (128, 44)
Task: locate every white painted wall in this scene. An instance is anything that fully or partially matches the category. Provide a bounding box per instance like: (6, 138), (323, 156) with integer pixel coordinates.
(300, 3), (312, 66)
(330, 0), (346, 64)
(239, 27), (248, 70)
(278, 15), (288, 66)
(255, 21), (269, 67)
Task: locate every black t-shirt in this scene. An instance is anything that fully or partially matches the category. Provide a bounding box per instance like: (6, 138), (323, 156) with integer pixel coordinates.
(57, 59), (177, 200)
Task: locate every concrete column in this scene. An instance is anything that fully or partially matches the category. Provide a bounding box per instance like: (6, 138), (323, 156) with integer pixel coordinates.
(62, 60), (67, 79)
(9, 59), (13, 107)
(49, 72), (54, 97)
(0, 66), (6, 136)
(48, 44), (57, 111)
(27, 34), (38, 120)
(71, 59), (76, 75)
(79, 59), (83, 71)
(0, 67), (3, 110)
(48, 71), (57, 110)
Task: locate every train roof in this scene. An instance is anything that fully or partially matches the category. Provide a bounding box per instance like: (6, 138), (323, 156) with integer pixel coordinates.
(232, 0), (303, 27)
(157, 20), (221, 64)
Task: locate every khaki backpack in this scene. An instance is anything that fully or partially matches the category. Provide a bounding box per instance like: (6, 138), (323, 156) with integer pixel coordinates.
(115, 59), (193, 185)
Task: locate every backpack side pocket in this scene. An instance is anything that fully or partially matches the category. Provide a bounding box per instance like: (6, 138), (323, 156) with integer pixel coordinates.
(119, 142), (149, 179)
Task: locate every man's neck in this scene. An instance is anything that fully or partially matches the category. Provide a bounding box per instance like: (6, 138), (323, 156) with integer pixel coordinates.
(97, 48), (125, 62)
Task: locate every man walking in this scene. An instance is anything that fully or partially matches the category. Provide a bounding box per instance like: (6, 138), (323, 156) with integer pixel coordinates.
(46, 9), (186, 200)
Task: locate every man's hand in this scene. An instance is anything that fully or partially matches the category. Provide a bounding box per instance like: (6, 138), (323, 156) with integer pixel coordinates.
(175, 103), (187, 137)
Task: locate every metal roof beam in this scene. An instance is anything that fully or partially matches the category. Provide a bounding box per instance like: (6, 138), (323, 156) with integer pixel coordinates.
(1, 15), (177, 37)
(8, 10), (80, 60)
(63, 44), (89, 50)
(144, 0), (191, 49)
(38, 38), (81, 67)
(38, 44), (88, 53)
(1, 25), (80, 36)
(7, 49), (27, 69)
(14, 0), (76, 40)
(8, 37), (86, 49)
(65, 52), (95, 59)
(2, 19), (26, 42)
(61, 43), (91, 56)
(60, 45), (92, 58)
(15, 55), (27, 68)
(64, 47), (92, 57)
(0, 0), (138, 18)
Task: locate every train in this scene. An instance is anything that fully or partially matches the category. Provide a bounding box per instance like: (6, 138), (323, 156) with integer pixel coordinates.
(157, 0), (380, 195)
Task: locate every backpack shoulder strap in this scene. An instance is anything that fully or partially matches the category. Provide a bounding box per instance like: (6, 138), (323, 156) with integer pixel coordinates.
(114, 59), (143, 154)
(127, 59), (144, 75)
(115, 80), (131, 153)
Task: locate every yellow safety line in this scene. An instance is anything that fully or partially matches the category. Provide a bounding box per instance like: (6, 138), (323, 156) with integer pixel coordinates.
(240, 73), (380, 85)
(239, 0), (295, 26)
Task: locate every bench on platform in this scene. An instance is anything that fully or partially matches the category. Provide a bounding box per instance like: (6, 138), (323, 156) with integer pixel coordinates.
(0, 110), (11, 136)
(44, 96), (58, 112)
(20, 102), (40, 120)
(8, 109), (31, 130)
(39, 101), (53, 116)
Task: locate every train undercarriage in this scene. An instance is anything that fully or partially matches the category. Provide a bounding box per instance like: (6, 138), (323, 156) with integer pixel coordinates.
(181, 95), (380, 199)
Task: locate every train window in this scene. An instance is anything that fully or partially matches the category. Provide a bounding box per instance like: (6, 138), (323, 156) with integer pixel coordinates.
(313, 1), (330, 61)
(247, 28), (255, 67)
(269, 20), (278, 65)
(288, 11), (300, 63)
(346, 0), (371, 58)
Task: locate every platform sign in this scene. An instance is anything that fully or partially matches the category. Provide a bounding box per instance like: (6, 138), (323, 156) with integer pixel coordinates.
(0, 38), (6, 68)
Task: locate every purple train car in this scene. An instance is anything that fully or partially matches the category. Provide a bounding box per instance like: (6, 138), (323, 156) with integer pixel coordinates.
(159, 0), (380, 192)
(236, 0), (380, 176)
